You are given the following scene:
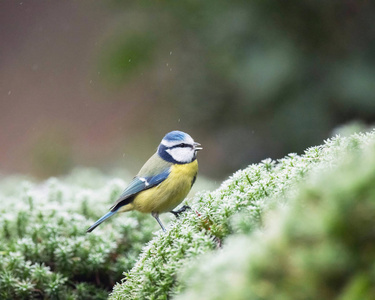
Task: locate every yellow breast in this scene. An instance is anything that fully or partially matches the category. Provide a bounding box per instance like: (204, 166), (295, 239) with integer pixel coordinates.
(130, 160), (198, 213)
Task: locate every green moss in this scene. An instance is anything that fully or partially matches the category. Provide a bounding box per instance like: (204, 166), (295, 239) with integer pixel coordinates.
(0, 171), (158, 299)
(176, 132), (375, 299)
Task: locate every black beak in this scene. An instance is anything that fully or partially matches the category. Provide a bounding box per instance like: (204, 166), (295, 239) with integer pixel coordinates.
(194, 142), (202, 151)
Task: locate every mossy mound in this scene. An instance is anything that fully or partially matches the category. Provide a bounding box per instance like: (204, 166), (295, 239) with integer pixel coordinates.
(177, 132), (375, 299)
(0, 170), (158, 299)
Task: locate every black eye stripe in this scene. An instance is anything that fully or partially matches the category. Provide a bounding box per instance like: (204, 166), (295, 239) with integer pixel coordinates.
(170, 143), (193, 149)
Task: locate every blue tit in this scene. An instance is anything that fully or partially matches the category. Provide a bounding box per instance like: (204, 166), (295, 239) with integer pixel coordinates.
(87, 130), (202, 233)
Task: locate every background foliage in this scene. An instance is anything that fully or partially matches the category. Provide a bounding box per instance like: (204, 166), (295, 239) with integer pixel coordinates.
(1, 1), (375, 178)
(98, 0), (375, 175)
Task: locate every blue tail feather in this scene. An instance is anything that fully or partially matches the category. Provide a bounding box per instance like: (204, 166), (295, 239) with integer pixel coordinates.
(86, 210), (116, 233)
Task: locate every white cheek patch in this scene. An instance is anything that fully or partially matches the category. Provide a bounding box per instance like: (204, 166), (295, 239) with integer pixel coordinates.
(166, 148), (194, 163)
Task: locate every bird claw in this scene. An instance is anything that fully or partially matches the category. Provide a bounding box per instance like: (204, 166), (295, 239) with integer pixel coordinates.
(170, 205), (191, 218)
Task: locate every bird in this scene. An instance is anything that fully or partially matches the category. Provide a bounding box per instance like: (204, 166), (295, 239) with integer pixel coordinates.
(87, 130), (202, 233)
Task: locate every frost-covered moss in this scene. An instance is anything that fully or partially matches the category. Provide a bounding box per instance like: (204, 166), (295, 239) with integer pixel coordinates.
(176, 132), (375, 300)
(110, 130), (375, 299)
(0, 169), (158, 299)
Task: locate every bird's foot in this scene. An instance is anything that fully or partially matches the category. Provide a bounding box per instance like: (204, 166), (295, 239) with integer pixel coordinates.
(170, 205), (191, 218)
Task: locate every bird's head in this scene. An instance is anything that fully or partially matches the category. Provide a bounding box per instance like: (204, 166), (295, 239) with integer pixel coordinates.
(158, 130), (202, 164)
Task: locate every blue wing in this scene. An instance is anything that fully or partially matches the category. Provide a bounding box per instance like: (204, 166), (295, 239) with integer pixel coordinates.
(87, 211), (116, 233)
(110, 167), (171, 211)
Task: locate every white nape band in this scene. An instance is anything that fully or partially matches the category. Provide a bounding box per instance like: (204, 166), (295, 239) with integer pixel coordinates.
(161, 139), (180, 147)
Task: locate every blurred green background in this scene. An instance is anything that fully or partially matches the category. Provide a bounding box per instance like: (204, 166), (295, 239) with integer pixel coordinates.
(1, 0), (374, 180)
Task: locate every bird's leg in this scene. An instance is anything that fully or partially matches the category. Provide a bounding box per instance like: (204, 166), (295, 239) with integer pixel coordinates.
(170, 205), (191, 218)
(151, 212), (166, 232)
